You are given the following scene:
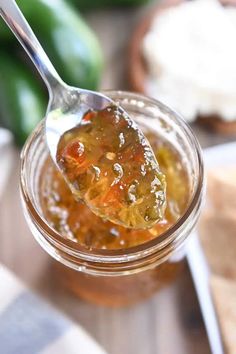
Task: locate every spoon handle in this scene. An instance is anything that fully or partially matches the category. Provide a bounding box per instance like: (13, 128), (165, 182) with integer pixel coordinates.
(0, 0), (64, 96)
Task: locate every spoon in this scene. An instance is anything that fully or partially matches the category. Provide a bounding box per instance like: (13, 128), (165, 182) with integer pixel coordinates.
(0, 0), (166, 229)
(0, 0), (115, 162)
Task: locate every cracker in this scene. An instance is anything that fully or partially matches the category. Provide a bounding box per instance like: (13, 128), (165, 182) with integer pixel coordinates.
(199, 211), (236, 279)
(207, 168), (236, 212)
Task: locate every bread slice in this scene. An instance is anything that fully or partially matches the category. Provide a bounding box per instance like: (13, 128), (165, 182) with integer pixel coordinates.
(129, 0), (184, 94)
(211, 275), (236, 354)
(129, 0), (236, 135)
(199, 211), (236, 279)
(198, 116), (236, 135)
(207, 168), (236, 212)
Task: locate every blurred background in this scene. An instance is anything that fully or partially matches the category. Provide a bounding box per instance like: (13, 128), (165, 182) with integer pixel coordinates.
(0, 1), (236, 354)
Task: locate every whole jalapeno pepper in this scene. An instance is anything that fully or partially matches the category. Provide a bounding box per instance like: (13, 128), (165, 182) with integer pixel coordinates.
(0, 0), (103, 90)
(0, 52), (46, 146)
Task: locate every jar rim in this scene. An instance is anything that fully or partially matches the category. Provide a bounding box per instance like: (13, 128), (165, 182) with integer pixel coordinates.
(20, 91), (204, 268)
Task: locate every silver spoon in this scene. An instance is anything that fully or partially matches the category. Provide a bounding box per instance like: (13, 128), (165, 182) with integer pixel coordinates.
(0, 0), (166, 229)
(0, 0), (118, 163)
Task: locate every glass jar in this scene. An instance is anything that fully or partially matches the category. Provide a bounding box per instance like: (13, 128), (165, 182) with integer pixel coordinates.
(20, 91), (204, 307)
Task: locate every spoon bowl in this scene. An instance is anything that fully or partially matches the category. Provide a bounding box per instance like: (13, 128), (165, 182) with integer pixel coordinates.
(46, 85), (115, 163)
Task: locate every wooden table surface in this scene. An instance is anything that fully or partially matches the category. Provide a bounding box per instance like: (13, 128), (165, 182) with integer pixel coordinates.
(1, 4), (235, 354)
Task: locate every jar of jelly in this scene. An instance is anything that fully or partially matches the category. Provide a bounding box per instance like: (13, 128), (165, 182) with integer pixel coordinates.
(20, 91), (204, 306)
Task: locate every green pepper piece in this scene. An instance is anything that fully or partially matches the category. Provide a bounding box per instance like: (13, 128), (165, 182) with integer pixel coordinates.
(0, 52), (47, 146)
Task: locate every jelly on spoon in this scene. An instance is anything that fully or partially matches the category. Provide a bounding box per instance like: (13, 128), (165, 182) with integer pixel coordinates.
(57, 105), (166, 229)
